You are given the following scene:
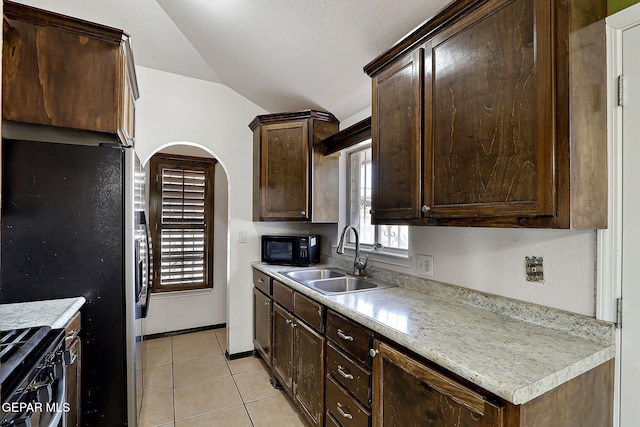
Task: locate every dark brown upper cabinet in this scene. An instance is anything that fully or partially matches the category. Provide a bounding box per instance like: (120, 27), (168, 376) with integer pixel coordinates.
(365, 0), (607, 229)
(2, 1), (139, 145)
(250, 110), (339, 222)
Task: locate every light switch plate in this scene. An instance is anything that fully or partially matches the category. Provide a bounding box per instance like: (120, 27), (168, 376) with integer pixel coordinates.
(416, 254), (434, 277)
(239, 230), (247, 243)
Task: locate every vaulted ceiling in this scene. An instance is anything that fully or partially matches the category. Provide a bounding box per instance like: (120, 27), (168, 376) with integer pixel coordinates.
(12, 0), (453, 121)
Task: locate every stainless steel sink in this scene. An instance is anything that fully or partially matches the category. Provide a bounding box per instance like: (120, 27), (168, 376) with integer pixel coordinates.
(281, 268), (396, 295)
(311, 276), (378, 293)
(283, 268), (345, 282)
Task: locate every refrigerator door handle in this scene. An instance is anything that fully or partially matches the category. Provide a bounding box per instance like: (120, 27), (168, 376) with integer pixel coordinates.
(141, 212), (152, 319)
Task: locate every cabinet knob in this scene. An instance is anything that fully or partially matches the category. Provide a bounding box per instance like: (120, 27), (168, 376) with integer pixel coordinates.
(301, 211), (306, 216)
(422, 205), (431, 213)
(369, 348), (379, 357)
(285, 319), (292, 325)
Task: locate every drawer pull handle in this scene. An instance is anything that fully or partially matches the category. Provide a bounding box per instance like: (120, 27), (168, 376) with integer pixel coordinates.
(264, 302), (270, 306)
(257, 278), (264, 283)
(337, 329), (354, 342)
(337, 365), (353, 380)
(337, 402), (353, 420)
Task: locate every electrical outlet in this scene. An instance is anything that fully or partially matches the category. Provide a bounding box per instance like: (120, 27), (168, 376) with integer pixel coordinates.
(525, 256), (544, 282)
(416, 254), (434, 277)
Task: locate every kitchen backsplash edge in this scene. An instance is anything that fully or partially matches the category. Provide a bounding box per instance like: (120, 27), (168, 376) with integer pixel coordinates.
(321, 255), (615, 347)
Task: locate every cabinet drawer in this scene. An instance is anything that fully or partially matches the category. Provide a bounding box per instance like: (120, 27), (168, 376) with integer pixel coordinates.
(326, 310), (371, 366)
(325, 413), (342, 427)
(273, 280), (294, 311)
(294, 292), (324, 333)
(326, 375), (370, 427)
(327, 342), (370, 407)
(253, 268), (272, 295)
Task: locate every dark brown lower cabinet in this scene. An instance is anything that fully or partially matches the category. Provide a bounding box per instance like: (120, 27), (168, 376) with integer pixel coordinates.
(272, 303), (294, 395)
(64, 312), (82, 427)
(293, 319), (325, 426)
(253, 287), (272, 366)
(272, 302), (325, 427)
(372, 340), (505, 427)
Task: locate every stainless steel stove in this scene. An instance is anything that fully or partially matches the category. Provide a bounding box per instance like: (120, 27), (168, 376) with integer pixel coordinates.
(1, 326), (67, 427)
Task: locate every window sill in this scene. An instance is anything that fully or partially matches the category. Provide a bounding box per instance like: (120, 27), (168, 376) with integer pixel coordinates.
(151, 288), (213, 299)
(333, 244), (412, 268)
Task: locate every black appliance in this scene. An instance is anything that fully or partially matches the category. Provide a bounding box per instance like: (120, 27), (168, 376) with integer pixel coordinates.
(1, 136), (152, 426)
(261, 234), (320, 266)
(0, 327), (67, 427)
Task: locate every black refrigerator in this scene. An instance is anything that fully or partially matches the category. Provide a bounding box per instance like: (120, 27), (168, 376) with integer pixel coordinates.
(1, 135), (151, 426)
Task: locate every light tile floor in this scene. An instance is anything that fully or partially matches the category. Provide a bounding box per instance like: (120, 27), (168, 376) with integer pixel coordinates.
(139, 328), (309, 427)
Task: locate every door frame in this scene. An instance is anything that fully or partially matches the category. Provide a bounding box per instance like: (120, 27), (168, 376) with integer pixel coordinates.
(599, 4), (640, 426)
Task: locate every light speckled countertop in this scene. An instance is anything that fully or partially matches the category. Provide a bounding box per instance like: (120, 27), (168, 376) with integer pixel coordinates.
(252, 262), (615, 406)
(0, 297), (86, 330)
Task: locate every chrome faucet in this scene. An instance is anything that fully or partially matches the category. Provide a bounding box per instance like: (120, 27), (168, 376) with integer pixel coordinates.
(336, 225), (368, 276)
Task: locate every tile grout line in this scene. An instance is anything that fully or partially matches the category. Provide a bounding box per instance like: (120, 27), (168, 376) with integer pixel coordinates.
(144, 329), (280, 426)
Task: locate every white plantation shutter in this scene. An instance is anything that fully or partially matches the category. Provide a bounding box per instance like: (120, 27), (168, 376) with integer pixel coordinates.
(150, 156), (215, 291)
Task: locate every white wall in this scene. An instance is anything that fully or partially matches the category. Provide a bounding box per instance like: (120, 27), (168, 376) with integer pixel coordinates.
(134, 66), (272, 354)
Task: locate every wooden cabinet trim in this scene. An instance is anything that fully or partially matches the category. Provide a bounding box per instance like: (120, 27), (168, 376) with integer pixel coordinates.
(4, 1), (125, 44)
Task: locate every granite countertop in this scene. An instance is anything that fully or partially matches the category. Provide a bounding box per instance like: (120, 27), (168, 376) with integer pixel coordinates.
(252, 262), (615, 406)
(0, 297), (86, 330)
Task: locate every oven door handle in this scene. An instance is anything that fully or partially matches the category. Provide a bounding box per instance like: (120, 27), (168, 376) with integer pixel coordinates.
(43, 362), (66, 427)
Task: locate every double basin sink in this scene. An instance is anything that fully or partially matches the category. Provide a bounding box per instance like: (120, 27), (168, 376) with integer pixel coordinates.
(281, 268), (396, 295)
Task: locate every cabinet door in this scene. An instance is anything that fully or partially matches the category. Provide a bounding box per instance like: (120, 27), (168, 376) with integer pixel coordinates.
(428, 0), (554, 219)
(259, 121), (310, 220)
(293, 320), (325, 427)
(65, 336), (81, 427)
(372, 340), (505, 427)
(253, 288), (272, 366)
(2, 6), (121, 134)
(272, 303), (294, 394)
(371, 47), (423, 223)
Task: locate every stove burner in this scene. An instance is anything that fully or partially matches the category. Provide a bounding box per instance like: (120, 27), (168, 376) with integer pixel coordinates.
(1, 327), (66, 427)
(1, 327), (52, 384)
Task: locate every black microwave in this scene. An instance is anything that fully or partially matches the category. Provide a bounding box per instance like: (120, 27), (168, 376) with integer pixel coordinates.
(261, 234), (320, 266)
